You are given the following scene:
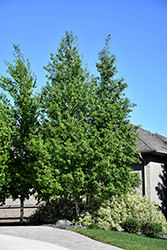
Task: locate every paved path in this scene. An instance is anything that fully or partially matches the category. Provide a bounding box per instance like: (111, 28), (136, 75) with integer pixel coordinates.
(0, 234), (68, 250)
(0, 226), (124, 250)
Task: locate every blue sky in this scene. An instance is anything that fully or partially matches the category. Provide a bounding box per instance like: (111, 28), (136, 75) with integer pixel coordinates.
(0, 0), (167, 136)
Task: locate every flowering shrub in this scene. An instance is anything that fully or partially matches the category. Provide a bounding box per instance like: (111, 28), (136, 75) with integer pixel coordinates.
(96, 197), (126, 231)
(75, 192), (167, 234)
(75, 211), (94, 227)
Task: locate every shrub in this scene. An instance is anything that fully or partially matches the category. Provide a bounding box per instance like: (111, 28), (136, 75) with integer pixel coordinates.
(27, 196), (77, 225)
(76, 192), (167, 234)
(74, 211), (94, 227)
(97, 192), (167, 234)
(147, 222), (163, 238)
(123, 218), (141, 234)
(88, 223), (101, 229)
(96, 199), (124, 231)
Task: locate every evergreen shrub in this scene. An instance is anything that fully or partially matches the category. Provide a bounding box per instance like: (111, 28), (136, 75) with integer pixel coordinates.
(123, 217), (141, 234)
(27, 197), (76, 224)
(88, 223), (101, 229)
(147, 222), (163, 238)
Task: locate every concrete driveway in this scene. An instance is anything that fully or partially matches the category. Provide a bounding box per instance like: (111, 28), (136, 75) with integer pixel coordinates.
(0, 234), (69, 250)
(0, 226), (124, 250)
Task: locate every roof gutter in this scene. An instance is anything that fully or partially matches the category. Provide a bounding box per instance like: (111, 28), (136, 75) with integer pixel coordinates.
(139, 153), (145, 196)
(140, 150), (167, 157)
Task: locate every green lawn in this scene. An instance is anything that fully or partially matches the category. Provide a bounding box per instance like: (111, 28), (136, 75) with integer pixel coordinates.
(69, 229), (167, 250)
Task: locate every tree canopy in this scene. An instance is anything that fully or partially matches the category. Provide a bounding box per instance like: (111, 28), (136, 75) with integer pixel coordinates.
(0, 32), (141, 220)
(0, 98), (13, 204)
(0, 45), (39, 223)
(30, 31), (140, 215)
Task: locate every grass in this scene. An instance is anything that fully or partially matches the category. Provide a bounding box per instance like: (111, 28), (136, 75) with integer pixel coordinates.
(69, 229), (167, 250)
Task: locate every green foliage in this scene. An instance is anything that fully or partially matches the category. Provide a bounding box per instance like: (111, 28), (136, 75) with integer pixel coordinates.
(0, 32), (164, 230)
(0, 90), (15, 204)
(34, 31), (93, 214)
(0, 32), (141, 222)
(76, 192), (167, 234)
(27, 197), (77, 225)
(147, 222), (163, 238)
(34, 31), (140, 214)
(97, 192), (167, 233)
(0, 118), (13, 204)
(88, 223), (101, 229)
(27, 125), (63, 201)
(75, 211), (95, 227)
(0, 45), (39, 223)
(123, 217), (141, 234)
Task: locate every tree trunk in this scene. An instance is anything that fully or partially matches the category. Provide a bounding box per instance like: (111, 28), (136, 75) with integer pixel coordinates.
(20, 128), (24, 225)
(20, 199), (24, 225)
(75, 201), (80, 217)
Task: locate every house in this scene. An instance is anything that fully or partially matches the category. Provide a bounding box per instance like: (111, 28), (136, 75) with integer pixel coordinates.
(0, 127), (167, 223)
(132, 127), (167, 217)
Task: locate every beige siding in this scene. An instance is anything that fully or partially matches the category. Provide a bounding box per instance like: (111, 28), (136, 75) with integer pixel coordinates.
(131, 163), (143, 195)
(149, 161), (164, 204)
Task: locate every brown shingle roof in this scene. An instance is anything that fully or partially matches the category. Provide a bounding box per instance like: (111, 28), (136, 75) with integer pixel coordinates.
(136, 127), (167, 155)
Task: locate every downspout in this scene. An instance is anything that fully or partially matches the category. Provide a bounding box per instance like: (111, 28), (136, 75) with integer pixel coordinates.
(139, 153), (145, 196)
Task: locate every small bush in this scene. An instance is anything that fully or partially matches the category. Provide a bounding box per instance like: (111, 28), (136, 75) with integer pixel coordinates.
(88, 223), (101, 229)
(27, 197), (77, 225)
(74, 211), (94, 227)
(123, 218), (141, 234)
(147, 222), (163, 238)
